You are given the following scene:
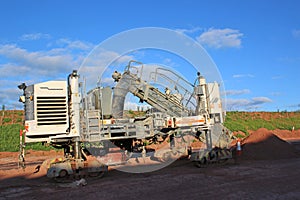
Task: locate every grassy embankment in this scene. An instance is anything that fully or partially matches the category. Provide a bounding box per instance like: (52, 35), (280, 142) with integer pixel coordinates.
(0, 110), (53, 151)
(1, 110), (300, 151)
(224, 111), (300, 138)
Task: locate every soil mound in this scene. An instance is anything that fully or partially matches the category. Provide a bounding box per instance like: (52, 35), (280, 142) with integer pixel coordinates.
(240, 128), (299, 160)
(272, 129), (300, 141)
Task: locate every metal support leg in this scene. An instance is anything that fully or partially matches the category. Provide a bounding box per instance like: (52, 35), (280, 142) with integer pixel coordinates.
(205, 130), (213, 150)
(170, 134), (175, 149)
(74, 138), (81, 159)
(18, 129), (26, 169)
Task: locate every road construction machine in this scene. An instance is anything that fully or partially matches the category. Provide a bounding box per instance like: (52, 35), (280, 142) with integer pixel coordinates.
(18, 60), (232, 179)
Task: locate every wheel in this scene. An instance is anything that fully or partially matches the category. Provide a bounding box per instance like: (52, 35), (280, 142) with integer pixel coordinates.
(194, 157), (207, 168)
(89, 171), (105, 178)
(209, 150), (217, 162)
(218, 149), (232, 164)
(162, 152), (172, 162)
(59, 169), (68, 178)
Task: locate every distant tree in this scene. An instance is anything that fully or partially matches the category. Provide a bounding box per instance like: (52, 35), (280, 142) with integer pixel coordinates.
(2, 105), (5, 111)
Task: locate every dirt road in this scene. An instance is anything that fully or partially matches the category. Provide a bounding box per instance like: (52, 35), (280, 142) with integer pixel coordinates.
(1, 129), (300, 200)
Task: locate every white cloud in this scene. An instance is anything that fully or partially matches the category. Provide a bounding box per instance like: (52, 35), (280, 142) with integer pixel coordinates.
(56, 38), (94, 50)
(175, 27), (202, 35)
(271, 75), (284, 80)
(225, 98), (249, 110)
(288, 103), (300, 108)
(197, 28), (243, 49)
(79, 48), (134, 89)
(0, 43), (90, 79)
(251, 97), (272, 104)
(226, 96), (272, 111)
(0, 63), (31, 78)
(0, 87), (21, 109)
(232, 74), (254, 78)
(278, 56), (300, 63)
(270, 92), (281, 96)
(20, 33), (51, 41)
(292, 29), (300, 39)
(124, 101), (151, 111)
(0, 37), (131, 109)
(224, 89), (250, 96)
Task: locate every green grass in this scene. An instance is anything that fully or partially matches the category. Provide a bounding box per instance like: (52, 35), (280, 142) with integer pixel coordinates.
(224, 111), (300, 136)
(0, 124), (53, 152)
(3, 118), (12, 123)
(0, 124), (23, 151)
(1, 111), (300, 152)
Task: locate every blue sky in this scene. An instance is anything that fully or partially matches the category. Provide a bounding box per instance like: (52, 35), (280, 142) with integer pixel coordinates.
(0, 0), (299, 111)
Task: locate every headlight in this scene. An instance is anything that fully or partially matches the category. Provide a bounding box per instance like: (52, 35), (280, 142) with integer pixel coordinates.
(19, 96), (25, 103)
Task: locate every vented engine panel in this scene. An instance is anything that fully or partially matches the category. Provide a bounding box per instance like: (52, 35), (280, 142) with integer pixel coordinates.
(24, 81), (70, 142)
(36, 96), (67, 126)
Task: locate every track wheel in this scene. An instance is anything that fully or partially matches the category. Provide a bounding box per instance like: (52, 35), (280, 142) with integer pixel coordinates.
(195, 157), (207, 168)
(218, 149), (231, 164)
(89, 171), (105, 178)
(59, 169), (68, 178)
(162, 152), (172, 162)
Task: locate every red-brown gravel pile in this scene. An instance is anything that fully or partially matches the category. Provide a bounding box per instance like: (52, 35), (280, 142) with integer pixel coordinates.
(240, 128), (299, 160)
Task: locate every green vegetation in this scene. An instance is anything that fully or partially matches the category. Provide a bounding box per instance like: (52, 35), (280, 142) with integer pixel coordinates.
(1, 110), (24, 125)
(0, 110), (54, 152)
(0, 124), (23, 151)
(224, 111), (300, 135)
(0, 124), (53, 152)
(128, 109), (134, 115)
(1, 110), (300, 152)
(124, 110), (146, 118)
(3, 118), (12, 123)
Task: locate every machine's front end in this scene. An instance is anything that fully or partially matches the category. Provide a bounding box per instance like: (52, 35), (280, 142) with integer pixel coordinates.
(18, 71), (81, 143)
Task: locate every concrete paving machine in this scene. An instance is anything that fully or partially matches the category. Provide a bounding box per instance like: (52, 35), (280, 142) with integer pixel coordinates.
(18, 60), (232, 179)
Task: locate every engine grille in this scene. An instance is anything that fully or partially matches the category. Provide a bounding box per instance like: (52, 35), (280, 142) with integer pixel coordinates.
(36, 96), (68, 126)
